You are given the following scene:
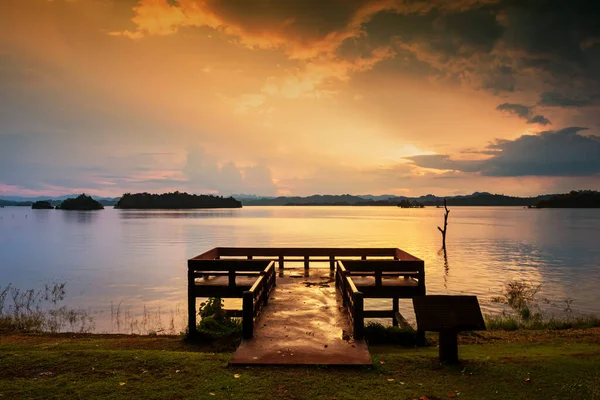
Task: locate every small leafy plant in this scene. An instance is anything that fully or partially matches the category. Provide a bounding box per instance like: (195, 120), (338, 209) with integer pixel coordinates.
(491, 280), (542, 321)
(195, 298), (242, 343)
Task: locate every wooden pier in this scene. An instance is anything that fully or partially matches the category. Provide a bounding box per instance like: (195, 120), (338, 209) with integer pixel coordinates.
(188, 247), (426, 365)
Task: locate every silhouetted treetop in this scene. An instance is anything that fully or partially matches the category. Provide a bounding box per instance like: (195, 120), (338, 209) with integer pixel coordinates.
(56, 194), (104, 210)
(31, 200), (54, 209)
(114, 192), (242, 209)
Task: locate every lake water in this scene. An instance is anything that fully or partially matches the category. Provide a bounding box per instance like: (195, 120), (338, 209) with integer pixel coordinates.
(1, 206), (599, 333)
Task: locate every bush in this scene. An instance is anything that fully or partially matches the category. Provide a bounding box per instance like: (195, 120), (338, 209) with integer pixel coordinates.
(194, 298), (242, 342)
(488, 280), (600, 330)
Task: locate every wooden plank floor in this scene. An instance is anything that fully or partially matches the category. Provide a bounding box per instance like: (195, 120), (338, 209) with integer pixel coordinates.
(230, 268), (372, 366)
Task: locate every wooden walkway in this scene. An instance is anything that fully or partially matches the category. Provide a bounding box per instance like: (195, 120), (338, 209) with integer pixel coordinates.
(229, 268), (372, 366)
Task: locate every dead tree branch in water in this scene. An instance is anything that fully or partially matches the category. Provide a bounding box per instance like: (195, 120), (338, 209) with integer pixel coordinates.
(438, 198), (450, 249)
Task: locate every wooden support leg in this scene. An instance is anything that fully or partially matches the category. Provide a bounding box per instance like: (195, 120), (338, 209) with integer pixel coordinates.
(329, 256), (335, 271)
(187, 269), (197, 337)
(278, 255), (284, 269)
(439, 330), (459, 364)
(242, 291), (254, 339)
(304, 255), (309, 270)
(353, 292), (364, 340)
(392, 297), (399, 327)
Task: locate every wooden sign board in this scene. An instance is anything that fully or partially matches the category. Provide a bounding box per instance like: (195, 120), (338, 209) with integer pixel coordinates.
(413, 295), (486, 332)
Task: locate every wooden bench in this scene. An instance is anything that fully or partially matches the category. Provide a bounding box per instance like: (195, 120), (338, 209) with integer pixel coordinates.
(187, 259), (276, 338)
(338, 260), (426, 331)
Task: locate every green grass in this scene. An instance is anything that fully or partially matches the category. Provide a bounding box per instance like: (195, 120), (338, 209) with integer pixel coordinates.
(1, 330), (599, 399)
(485, 314), (600, 330)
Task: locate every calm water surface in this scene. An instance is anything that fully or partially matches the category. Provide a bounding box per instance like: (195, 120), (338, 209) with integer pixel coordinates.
(1, 206), (599, 332)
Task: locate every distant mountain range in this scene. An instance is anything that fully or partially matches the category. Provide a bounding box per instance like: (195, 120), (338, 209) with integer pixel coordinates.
(240, 192), (558, 207)
(2, 191), (598, 208)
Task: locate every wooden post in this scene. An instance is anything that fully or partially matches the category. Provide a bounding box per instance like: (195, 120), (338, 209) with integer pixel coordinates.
(329, 256), (335, 271)
(437, 198), (450, 249)
(375, 270), (382, 287)
(392, 297), (399, 327)
(187, 267), (197, 337)
(228, 269), (236, 288)
(361, 255), (367, 260)
(353, 292), (364, 340)
(247, 255), (253, 260)
(304, 255), (309, 270)
(439, 330), (459, 364)
(278, 255), (284, 269)
(242, 291), (254, 339)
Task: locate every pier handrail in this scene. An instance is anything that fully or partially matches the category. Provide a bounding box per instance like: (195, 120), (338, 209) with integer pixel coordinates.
(190, 247), (417, 271)
(335, 261), (365, 339)
(242, 261), (276, 339)
(188, 247), (425, 339)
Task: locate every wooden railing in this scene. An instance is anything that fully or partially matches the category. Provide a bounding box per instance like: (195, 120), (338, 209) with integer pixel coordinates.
(187, 259), (273, 337)
(242, 262), (277, 339)
(190, 247), (411, 271)
(188, 248), (425, 340)
(335, 261), (365, 340)
(337, 260), (426, 334)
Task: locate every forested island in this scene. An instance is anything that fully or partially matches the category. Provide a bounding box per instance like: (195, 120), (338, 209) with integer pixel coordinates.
(31, 201), (54, 209)
(114, 192), (243, 209)
(535, 191), (600, 208)
(56, 194), (104, 210)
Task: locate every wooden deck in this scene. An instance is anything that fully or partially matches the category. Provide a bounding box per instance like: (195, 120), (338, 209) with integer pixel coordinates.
(230, 268), (372, 365)
(188, 247), (426, 365)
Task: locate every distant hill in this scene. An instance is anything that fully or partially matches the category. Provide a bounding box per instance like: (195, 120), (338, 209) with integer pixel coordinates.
(56, 194), (104, 210)
(536, 191), (600, 208)
(114, 192), (242, 209)
(242, 192), (558, 206)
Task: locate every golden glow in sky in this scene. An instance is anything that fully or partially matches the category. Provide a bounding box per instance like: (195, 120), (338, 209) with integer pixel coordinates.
(0, 0), (599, 197)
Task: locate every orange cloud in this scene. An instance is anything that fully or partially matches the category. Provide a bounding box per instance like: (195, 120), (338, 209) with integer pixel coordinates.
(111, 0), (403, 59)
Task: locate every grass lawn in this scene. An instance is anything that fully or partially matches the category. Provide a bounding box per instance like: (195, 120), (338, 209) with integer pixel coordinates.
(1, 329), (599, 400)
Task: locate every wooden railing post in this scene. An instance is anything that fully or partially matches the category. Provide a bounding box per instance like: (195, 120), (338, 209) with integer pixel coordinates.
(353, 292), (364, 340)
(329, 256), (335, 271)
(304, 255), (309, 269)
(278, 255), (284, 269)
(392, 297), (399, 327)
(187, 267), (197, 337)
(242, 291), (254, 339)
(228, 269), (236, 288)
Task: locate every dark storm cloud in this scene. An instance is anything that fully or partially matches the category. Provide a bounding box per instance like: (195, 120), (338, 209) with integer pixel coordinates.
(539, 92), (600, 108)
(202, 0), (366, 40)
(122, 0), (600, 104)
(496, 103), (551, 125)
(340, 0), (600, 99)
(406, 127), (600, 177)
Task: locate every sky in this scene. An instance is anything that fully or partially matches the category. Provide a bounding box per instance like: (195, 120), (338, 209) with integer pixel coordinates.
(1, 0), (599, 197)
